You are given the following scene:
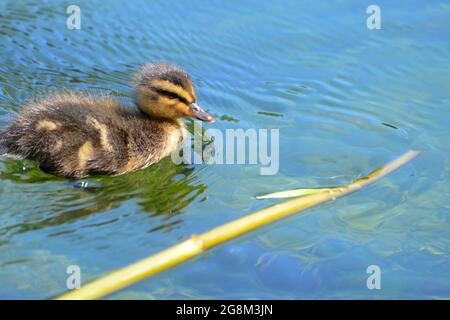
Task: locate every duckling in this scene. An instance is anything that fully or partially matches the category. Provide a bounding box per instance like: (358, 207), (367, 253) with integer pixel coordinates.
(0, 63), (214, 178)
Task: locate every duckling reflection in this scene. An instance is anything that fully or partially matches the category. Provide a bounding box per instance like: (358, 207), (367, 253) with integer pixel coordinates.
(0, 63), (214, 178)
(0, 157), (207, 238)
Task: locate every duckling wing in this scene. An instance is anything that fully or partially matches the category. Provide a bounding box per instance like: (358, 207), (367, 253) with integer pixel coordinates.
(0, 94), (131, 178)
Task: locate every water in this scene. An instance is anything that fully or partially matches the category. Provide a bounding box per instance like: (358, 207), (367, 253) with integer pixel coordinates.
(0, 0), (449, 299)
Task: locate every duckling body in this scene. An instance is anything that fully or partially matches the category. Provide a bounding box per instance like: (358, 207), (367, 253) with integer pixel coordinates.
(0, 63), (214, 178)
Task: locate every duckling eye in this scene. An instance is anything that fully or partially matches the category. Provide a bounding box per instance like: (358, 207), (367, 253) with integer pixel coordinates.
(155, 88), (190, 105)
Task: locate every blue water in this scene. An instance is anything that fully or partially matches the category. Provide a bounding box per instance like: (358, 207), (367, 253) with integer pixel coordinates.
(0, 0), (449, 299)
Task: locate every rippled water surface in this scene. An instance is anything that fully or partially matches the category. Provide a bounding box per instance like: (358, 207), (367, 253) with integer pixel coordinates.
(0, 0), (449, 299)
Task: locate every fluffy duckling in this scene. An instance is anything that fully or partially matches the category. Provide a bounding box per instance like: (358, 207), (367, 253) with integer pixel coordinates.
(0, 63), (214, 178)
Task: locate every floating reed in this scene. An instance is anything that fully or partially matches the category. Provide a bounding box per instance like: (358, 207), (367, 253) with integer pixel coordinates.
(56, 150), (420, 300)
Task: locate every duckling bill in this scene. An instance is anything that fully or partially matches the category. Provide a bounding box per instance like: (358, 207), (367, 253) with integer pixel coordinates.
(0, 63), (214, 178)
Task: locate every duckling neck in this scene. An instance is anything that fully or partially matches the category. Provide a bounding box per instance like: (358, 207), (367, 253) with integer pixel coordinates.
(150, 116), (188, 159)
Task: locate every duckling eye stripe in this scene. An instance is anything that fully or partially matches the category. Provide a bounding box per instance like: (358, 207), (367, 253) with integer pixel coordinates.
(152, 80), (193, 103)
(153, 88), (190, 105)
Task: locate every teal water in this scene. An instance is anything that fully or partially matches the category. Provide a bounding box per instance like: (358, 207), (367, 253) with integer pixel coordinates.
(0, 0), (449, 299)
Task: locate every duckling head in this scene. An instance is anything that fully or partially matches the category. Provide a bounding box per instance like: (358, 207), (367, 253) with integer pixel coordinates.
(133, 63), (214, 123)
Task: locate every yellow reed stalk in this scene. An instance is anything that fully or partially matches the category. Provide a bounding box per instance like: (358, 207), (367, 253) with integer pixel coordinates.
(56, 150), (420, 300)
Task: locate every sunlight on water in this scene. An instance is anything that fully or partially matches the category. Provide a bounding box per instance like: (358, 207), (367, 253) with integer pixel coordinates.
(0, 0), (449, 299)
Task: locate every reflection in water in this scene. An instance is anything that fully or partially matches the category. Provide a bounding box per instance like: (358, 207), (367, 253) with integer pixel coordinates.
(0, 156), (207, 238)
